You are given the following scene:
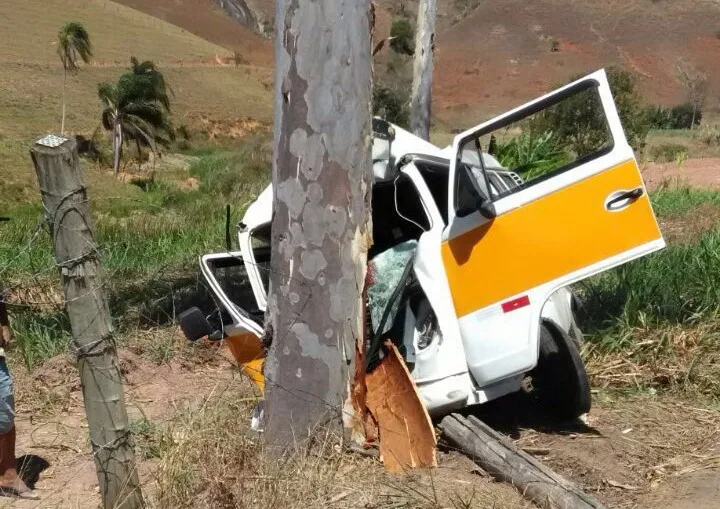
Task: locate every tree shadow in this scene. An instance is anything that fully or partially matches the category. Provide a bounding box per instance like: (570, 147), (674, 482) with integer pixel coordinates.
(17, 454), (50, 490)
(451, 391), (600, 440)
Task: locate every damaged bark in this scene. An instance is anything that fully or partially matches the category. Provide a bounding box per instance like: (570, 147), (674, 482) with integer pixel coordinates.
(264, 0), (373, 448)
(366, 341), (437, 472)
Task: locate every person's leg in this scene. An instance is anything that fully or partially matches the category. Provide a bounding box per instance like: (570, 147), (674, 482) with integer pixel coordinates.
(0, 359), (36, 498)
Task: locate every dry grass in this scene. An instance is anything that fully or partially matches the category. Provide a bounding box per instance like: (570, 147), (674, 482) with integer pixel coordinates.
(0, 0), (227, 65)
(152, 384), (528, 509)
(0, 0), (273, 162)
(584, 321), (720, 399)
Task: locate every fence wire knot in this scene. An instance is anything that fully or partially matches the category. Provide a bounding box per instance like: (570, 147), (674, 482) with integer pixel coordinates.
(71, 333), (113, 359)
(90, 428), (132, 456)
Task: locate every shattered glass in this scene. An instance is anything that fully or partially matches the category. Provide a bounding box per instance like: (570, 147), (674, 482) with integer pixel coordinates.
(367, 240), (417, 335)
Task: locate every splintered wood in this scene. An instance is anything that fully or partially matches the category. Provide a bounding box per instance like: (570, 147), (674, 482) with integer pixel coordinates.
(366, 341), (437, 473)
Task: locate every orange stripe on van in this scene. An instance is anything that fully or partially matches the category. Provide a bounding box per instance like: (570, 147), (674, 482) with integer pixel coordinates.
(441, 160), (662, 318)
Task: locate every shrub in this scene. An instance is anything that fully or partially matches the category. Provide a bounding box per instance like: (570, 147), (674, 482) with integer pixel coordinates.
(390, 18), (414, 56)
(670, 102), (702, 129)
(372, 85), (410, 127)
(533, 67), (650, 153)
(645, 105), (676, 130)
(647, 103), (703, 130)
(649, 143), (688, 163)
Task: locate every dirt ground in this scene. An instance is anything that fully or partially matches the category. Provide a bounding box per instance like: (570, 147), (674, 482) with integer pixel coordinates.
(0, 338), (252, 508)
(641, 158), (720, 191)
(0, 327), (718, 508)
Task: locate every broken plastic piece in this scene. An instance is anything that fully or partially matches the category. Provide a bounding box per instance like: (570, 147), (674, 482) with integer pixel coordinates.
(225, 332), (265, 391)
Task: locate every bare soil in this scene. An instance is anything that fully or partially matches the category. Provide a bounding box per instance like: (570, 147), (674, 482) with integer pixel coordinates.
(0, 329), (718, 508)
(641, 158), (720, 191)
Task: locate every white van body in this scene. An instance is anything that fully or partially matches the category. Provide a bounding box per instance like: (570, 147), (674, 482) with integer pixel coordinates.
(188, 70), (664, 417)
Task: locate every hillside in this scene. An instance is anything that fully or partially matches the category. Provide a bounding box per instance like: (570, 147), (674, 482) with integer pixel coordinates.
(113, 0), (273, 65)
(0, 0), (273, 139)
(432, 0), (720, 126)
(111, 0), (720, 129)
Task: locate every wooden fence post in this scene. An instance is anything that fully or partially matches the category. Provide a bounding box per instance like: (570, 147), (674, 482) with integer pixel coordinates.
(30, 136), (144, 509)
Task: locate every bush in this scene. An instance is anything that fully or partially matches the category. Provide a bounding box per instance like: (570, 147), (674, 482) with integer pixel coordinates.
(532, 67), (650, 153)
(649, 143), (688, 163)
(390, 18), (414, 56)
(373, 85), (410, 127)
(646, 103), (703, 130)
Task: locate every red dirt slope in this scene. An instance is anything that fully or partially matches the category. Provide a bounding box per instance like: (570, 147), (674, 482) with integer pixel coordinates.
(114, 0), (272, 66)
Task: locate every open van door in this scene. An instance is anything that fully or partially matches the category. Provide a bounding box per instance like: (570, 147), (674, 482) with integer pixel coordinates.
(442, 69), (665, 387)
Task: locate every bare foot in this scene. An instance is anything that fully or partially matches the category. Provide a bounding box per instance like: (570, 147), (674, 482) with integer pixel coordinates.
(0, 477), (39, 499)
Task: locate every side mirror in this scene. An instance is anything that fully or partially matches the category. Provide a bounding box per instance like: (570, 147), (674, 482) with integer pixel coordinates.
(179, 307), (213, 341)
(477, 197), (496, 220)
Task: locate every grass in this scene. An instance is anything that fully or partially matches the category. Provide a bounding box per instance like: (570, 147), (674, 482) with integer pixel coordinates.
(0, 0), (227, 65)
(0, 0), (273, 139)
(651, 184), (720, 216)
(153, 379), (526, 509)
(577, 186), (720, 399)
(1, 137), (271, 368)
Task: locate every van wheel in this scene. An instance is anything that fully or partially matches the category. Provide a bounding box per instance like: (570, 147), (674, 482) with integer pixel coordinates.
(529, 321), (591, 420)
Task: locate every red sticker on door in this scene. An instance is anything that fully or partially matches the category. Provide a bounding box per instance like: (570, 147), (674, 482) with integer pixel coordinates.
(501, 295), (530, 313)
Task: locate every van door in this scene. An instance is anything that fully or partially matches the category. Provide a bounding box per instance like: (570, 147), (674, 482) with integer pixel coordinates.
(442, 69), (664, 387)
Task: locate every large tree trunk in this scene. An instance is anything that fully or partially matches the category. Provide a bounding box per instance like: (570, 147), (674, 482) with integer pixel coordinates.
(30, 137), (144, 509)
(264, 0), (373, 448)
(409, 0), (437, 141)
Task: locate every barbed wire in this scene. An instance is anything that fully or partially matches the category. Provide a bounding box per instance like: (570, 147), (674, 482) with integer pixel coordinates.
(0, 194), (528, 502)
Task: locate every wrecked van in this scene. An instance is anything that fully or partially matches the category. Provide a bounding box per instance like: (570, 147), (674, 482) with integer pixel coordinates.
(180, 70), (665, 420)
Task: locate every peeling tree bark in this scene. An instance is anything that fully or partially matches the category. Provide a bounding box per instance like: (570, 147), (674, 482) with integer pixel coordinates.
(409, 0), (437, 141)
(264, 0), (373, 448)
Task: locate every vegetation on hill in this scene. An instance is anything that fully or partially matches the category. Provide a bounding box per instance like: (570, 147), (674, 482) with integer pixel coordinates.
(98, 57), (174, 173)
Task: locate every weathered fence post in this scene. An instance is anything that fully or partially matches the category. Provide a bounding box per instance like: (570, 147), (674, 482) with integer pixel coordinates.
(30, 136), (144, 509)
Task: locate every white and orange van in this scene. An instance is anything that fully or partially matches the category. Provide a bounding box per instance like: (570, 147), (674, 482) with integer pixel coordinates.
(180, 70), (664, 420)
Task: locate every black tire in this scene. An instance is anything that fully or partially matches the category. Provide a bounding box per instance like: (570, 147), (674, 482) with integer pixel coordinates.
(529, 321), (591, 420)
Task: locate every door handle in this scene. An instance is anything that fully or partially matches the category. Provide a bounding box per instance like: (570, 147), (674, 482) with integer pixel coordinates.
(605, 188), (644, 211)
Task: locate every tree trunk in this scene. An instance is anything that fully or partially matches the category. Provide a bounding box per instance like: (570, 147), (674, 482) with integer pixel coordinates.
(113, 121), (123, 175)
(439, 414), (607, 509)
(30, 137), (144, 509)
(409, 0), (437, 141)
(61, 68), (67, 136)
(264, 0), (373, 448)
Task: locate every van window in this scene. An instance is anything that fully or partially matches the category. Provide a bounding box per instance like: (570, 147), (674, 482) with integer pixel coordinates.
(455, 80), (613, 211)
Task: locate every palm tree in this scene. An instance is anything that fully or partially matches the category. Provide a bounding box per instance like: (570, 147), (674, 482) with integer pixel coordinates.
(57, 22), (92, 135)
(98, 58), (173, 174)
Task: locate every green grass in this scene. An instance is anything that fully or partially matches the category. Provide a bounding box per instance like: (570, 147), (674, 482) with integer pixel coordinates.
(650, 185), (720, 217)
(580, 187), (720, 337)
(1, 138), (271, 369)
(9, 310), (72, 370)
(578, 188), (720, 397)
(0, 0), (272, 140)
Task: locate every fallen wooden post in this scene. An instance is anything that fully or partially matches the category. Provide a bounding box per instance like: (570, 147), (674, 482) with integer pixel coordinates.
(439, 414), (606, 509)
